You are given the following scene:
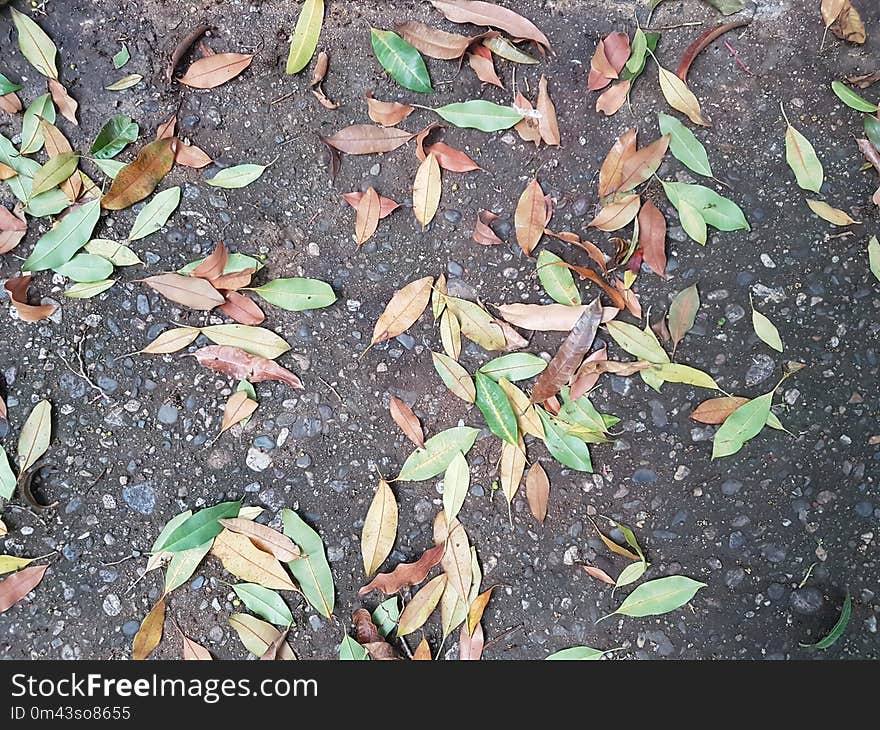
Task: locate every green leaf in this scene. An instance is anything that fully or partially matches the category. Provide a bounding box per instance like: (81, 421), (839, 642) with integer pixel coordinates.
(372, 596), (400, 637)
(545, 646), (607, 660)
(703, 0), (745, 14)
(0, 72), (22, 95)
(85, 239), (143, 266)
(869, 236), (880, 282)
(442, 450), (470, 522)
(151, 511), (193, 553)
(286, 0), (324, 75)
(11, 8), (58, 79)
(54, 253), (114, 283)
(201, 324), (290, 360)
(605, 321), (670, 363)
(751, 301), (783, 352)
(621, 31), (659, 85)
(677, 197), (707, 245)
(90, 115), (139, 159)
(475, 372), (519, 445)
(615, 521), (646, 561)
(712, 392), (773, 459)
(164, 540), (212, 593)
(615, 560), (648, 589)
(113, 44), (130, 69)
(432, 101), (523, 132)
(658, 112), (712, 177)
(153, 501), (241, 553)
(784, 120), (823, 194)
(479, 353), (547, 382)
(23, 198), (101, 272)
(20, 93), (56, 154)
(398, 426), (480, 481)
(431, 351), (476, 403)
(92, 158), (126, 179)
(128, 186), (180, 241)
(65, 280), (115, 299)
(370, 28), (432, 94)
(281, 509), (335, 618)
(339, 634), (369, 660)
(831, 81), (878, 113)
(233, 584), (294, 626)
(865, 117), (880, 151)
(207, 163), (270, 189)
(246, 278), (336, 311)
(606, 575), (706, 619)
(662, 180), (749, 232)
(0, 448), (16, 501)
(30, 152), (79, 197)
(800, 591), (851, 650)
(557, 391), (608, 434)
(537, 250), (581, 305)
(179, 252), (263, 276)
(648, 363), (719, 390)
(537, 408), (592, 472)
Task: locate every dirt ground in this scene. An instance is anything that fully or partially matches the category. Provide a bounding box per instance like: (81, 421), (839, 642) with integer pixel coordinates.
(0, 0), (878, 660)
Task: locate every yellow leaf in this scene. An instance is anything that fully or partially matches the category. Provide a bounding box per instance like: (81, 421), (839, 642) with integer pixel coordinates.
(397, 574), (446, 636)
(132, 598), (165, 660)
(0, 555), (34, 575)
(210, 529), (296, 590)
(500, 436), (526, 506)
(361, 480), (398, 576)
(439, 308), (462, 360)
(657, 64), (710, 126)
(806, 199), (860, 226)
(440, 518), (472, 600)
(413, 152), (441, 227)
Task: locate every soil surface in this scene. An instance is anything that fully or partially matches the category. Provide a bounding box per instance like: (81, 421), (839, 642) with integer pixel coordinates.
(1, 0), (878, 660)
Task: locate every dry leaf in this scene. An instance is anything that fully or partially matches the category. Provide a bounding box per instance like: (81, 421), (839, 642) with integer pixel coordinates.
(497, 302), (617, 332)
(219, 518), (301, 562)
(413, 638), (432, 660)
(358, 543), (445, 595)
(570, 344), (608, 399)
(459, 622), (484, 660)
(371, 276), (433, 345)
(394, 20), (478, 59)
(599, 128), (637, 199)
(0, 564), (48, 613)
(353, 609), (399, 660)
(658, 65), (710, 126)
(831, 2), (866, 44)
(178, 52), (253, 88)
(690, 396), (750, 424)
(342, 191), (400, 219)
(142, 273), (224, 310)
(219, 292), (265, 325)
(322, 125), (416, 155)
(473, 209), (504, 245)
(617, 136), (670, 193)
(365, 90), (414, 126)
(589, 194), (641, 232)
(525, 461), (550, 522)
(596, 80), (631, 116)
(397, 573), (447, 636)
(355, 187), (381, 245)
(413, 152), (441, 228)
(39, 119), (81, 200)
(175, 142), (213, 169)
(389, 397), (424, 447)
(638, 199), (667, 277)
(581, 564), (615, 585)
(441, 519), (472, 600)
(513, 91), (541, 145)
(806, 199), (860, 225)
(218, 390), (258, 436)
(429, 0), (552, 52)
(211, 528), (296, 590)
(132, 598), (165, 660)
(515, 178), (546, 256)
(468, 45), (503, 88)
(361, 480), (398, 577)
(181, 633), (212, 660)
(192, 346), (304, 389)
(500, 437), (526, 506)
(588, 32), (630, 90)
(191, 242), (229, 280)
(467, 586), (495, 635)
(101, 138), (176, 210)
(47, 78), (78, 125)
(0, 93), (21, 115)
(5, 275), (58, 322)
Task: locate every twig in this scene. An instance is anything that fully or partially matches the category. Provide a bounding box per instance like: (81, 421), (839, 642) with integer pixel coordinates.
(482, 623), (523, 651)
(398, 635), (414, 659)
(57, 336), (110, 401)
(102, 554), (138, 567)
(723, 39), (752, 76)
(643, 21), (703, 31)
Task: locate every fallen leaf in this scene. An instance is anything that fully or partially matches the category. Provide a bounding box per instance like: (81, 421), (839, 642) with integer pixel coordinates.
(432, 351), (476, 403)
(321, 125), (416, 155)
(570, 345), (609, 398)
(676, 20), (751, 82)
(287, 0), (324, 74)
(358, 543), (445, 595)
(468, 45), (503, 88)
(343, 191), (400, 218)
(413, 638), (432, 660)
(371, 28), (433, 93)
(617, 135), (670, 193)
(142, 273), (223, 310)
(589, 32), (630, 90)
(413, 152), (442, 227)
(180, 632), (212, 660)
(638, 199), (667, 276)
(105, 74), (143, 91)
(831, 2), (865, 44)
(467, 586), (495, 635)
(355, 187), (381, 245)
(230, 614), (295, 659)
(192, 346), (304, 389)
(515, 178), (546, 256)
(500, 436), (526, 506)
(365, 89), (414, 126)
(190, 242), (230, 281)
(459, 622), (484, 660)
(218, 391), (258, 436)
(310, 51), (339, 109)
(5, 275), (58, 322)
(596, 80), (631, 115)
(175, 142), (212, 169)
(0, 206), (27, 232)
(219, 518), (301, 562)
(132, 598), (165, 660)
(526, 461), (550, 523)
(47, 78), (77, 125)
(178, 52), (253, 88)
(589, 194), (641, 232)
(430, 0), (550, 51)
(389, 397), (424, 447)
(353, 609), (398, 660)
(806, 199), (860, 226)
(101, 138), (176, 210)
(370, 276), (433, 345)
(219, 292), (265, 325)
(362, 480), (398, 577)
(497, 302), (618, 332)
(691, 396), (751, 424)
(582, 564), (615, 585)
(394, 20), (478, 59)
(658, 64), (710, 126)
(10, 8), (58, 79)
(0, 564), (48, 613)
(398, 573), (447, 636)
(599, 128), (637, 198)
(211, 528), (296, 590)
(513, 92), (542, 145)
(473, 209), (504, 245)
(667, 283), (700, 356)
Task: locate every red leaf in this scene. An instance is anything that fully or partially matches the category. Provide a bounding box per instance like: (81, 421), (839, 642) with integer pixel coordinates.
(358, 544), (445, 595)
(0, 565), (48, 613)
(192, 345), (304, 389)
(219, 292), (265, 325)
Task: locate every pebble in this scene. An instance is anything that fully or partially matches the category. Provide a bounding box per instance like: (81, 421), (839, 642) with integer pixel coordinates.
(157, 404), (179, 425)
(745, 354), (775, 386)
(122, 483), (156, 515)
(790, 587), (823, 615)
(102, 594), (122, 617)
(443, 209), (462, 224)
(246, 447), (273, 472)
(122, 620), (141, 637)
(447, 260), (464, 276)
(632, 468), (657, 484)
(571, 196), (589, 216)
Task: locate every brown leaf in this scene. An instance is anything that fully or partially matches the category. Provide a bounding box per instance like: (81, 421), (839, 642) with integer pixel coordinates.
(599, 128), (637, 199)
(467, 586), (495, 635)
(676, 21), (751, 82)
(418, 138), (481, 172)
(370, 276), (433, 345)
(536, 75), (560, 145)
(311, 51), (330, 86)
(473, 209), (504, 245)
(429, 0), (552, 52)
(558, 262), (628, 309)
(219, 291), (265, 325)
(690, 396), (750, 425)
(593, 520), (640, 562)
(667, 283), (700, 356)
(531, 297), (603, 403)
(5, 275), (58, 322)
(211, 529), (296, 590)
(389, 396), (424, 448)
(355, 187), (381, 245)
(459, 622), (484, 660)
(570, 344), (608, 399)
(142, 273), (224, 310)
(342, 191), (400, 219)
(638, 199), (667, 277)
(0, 395), (6, 423)
(515, 178), (546, 256)
(0, 92), (22, 115)
(257, 626), (295, 660)
(0, 564), (48, 613)
(218, 390), (258, 436)
(167, 23), (211, 82)
(412, 638), (432, 660)
(617, 136), (670, 193)
(581, 564), (615, 585)
(831, 2), (866, 44)
(358, 543), (445, 595)
(175, 142), (213, 169)
(589, 194), (640, 232)
(394, 20), (477, 59)
(321, 125), (416, 155)
(38, 119), (81, 201)
(596, 79), (631, 116)
(212, 267), (255, 291)
(525, 461), (549, 523)
(513, 92), (542, 145)
(846, 71), (880, 89)
(588, 32), (630, 90)
(496, 317), (528, 351)
(132, 598), (165, 660)
(192, 345), (304, 389)
(101, 137), (176, 210)
(397, 573), (446, 636)
(365, 90), (414, 127)
(497, 302), (618, 332)
(47, 78), (78, 125)
(0, 206), (26, 232)
(156, 115), (177, 139)
(0, 162), (16, 180)
(544, 229), (608, 273)
(353, 609), (399, 659)
(191, 242), (229, 280)
(217, 521), (298, 566)
(178, 52), (253, 88)
(468, 45), (503, 88)
(181, 634), (212, 660)
(576, 359), (651, 377)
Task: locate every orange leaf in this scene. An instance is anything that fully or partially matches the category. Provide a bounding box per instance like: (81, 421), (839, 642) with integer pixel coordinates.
(47, 78), (78, 125)
(219, 390), (258, 435)
(219, 291), (265, 325)
(192, 345), (304, 389)
(598, 128), (637, 199)
(536, 75), (560, 146)
(525, 461), (550, 523)
(4, 275), (57, 322)
(178, 52), (254, 88)
(596, 79), (630, 116)
(389, 396), (424, 447)
(101, 138), (176, 210)
(473, 209), (503, 245)
(191, 242), (229, 280)
(355, 187), (381, 245)
(365, 90), (415, 127)
(638, 199), (667, 277)
(468, 45), (503, 88)
(0, 564), (48, 612)
(514, 178), (546, 256)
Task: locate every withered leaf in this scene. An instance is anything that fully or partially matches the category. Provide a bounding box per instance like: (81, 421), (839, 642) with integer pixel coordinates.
(429, 1), (551, 52)
(544, 228), (608, 273)
(467, 586), (495, 635)
(536, 74), (560, 146)
(192, 345), (304, 389)
(596, 80), (631, 116)
(638, 199), (667, 277)
(570, 344), (608, 399)
(831, 2), (866, 45)
(389, 396), (424, 447)
(142, 273), (224, 310)
(191, 242), (229, 280)
(468, 45), (503, 88)
(47, 78), (77, 125)
(667, 283), (700, 356)
(599, 128), (637, 199)
(178, 52), (253, 88)
(515, 178), (546, 256)
(219, 292), (265, 325)
(676, 21), (751, 82)
(413, 638), (432, 660)
(526, 461), (550, 523)
(361, 480), (398, 578)
(370, 276), (433, 345)
(365, 90), (414, 127)
(690, 396), (750, 425)
(358, 543), (445, 595)
(530, 297), (603, 404)
(589, 194), (640, 232)
(132, 598), (165, 660)
(413, 152), (442, 228)
(5, 275), (58, 322)
(582, 564), (615, 585)
(394, 20), (477, 60)
(321, 125), (415, 155)
(514, 92), (541, 145)
(354, 186), (381, 245)
(342, 191), (400, 219)
(588, 32), (630, 90)
(397, 573), (446, 636)
(352, 608), (399, 660)
(0, 564), (48, 613)
(211, 529), (296, 590)
(617, 135), (670, 193)
(218, 390), (258, 436)
(496, 302), (618, 332)
(101, 138), (176, 210)
(459, 622), (484, 660)
(219, 518), (301, 562)
(473, 209), (504, 245)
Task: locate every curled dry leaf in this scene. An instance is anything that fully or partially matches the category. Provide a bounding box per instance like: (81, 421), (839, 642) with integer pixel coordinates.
(321, 125), (416, 155)
(178, 52), (253, 88)
(5, 275), (58, 322)
(638, 199), (667, 277)
(343, 190), (400, 218)
(167, 23), (211, 82)
(352, 609), (398, 660)
(132, 598), (165, 660)
(429, 0), (552, 52)
(192, 345), (304, 389)
(218, 390), (258, 436)
(473, 209), (504, 245)
(142, 273), (224, 310)
(355, 187), (381, 245)
(47, 78), (77, 125)
(358, 543), (445, 595)
(219, 292), (265, 325)
(191, 242), (229, 280)
(560, 263), (627, 310)
(831, 2), (865, 44)
(536, 75), (560, 146)
(101, 137), (176, 210)
(371, 276), (433, 345)
(676, 21), (751, 82)
(515, 178), (547, 256)
(0, 564), (48, 613)
(389, 396), (424, 447)
(545, 229), (608, 273)
(468, 45), (503, 88)
(219, 518), (301, 562)
(310, 52), (339, 109)
(365, 90), (414, 127)
(569, 344), (608, 399)
(530, 297), (603, 404)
